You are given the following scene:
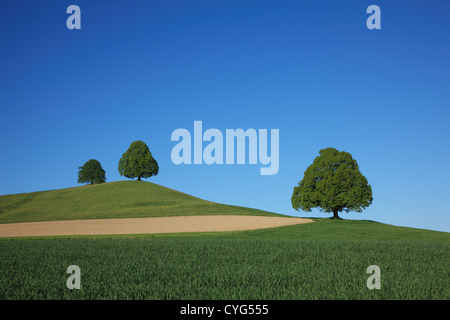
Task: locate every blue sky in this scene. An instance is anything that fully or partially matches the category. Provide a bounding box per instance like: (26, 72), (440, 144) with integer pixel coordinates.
(1, 0), (449, 232)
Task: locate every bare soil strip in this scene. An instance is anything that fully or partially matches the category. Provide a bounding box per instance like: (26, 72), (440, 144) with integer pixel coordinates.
(0, 215), (313, 237)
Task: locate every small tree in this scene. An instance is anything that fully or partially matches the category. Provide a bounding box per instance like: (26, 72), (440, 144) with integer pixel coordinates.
(77, 159), (106, 185)
(118, 140), (159, 181)
(291, 148), (373, 219)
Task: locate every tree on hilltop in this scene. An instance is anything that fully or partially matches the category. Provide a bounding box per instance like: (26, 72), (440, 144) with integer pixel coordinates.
(291, 148), (373, 219)
(78, 159), (106, 185)
(118, 140), (159, 181)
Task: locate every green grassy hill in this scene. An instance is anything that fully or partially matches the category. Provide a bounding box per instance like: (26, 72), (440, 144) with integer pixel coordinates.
(1, 181), (449, 300)
(0, 180), (281, 224)
(1, 180), (448, 242)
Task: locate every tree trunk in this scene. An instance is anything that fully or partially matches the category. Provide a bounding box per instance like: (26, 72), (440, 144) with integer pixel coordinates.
(137, 176), (141, 181)
(333, 210), (340, 219)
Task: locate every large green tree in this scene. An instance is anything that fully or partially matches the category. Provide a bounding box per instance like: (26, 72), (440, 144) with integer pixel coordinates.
(77, 159), (106, 185)
(118, 140), (159, 181)
(291, 148), (373, 219)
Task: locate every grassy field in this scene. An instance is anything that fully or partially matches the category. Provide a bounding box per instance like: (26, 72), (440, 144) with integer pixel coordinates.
(0, 181), (280, 223)
(0, 220), (448, 300)
(0, 181), (448, 300)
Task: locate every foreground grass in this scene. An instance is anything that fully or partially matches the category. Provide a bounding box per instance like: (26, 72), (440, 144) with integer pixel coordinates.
(0, 181), (280, 223)
(0, 220), (448, 300)
(0, 238), (448, 300)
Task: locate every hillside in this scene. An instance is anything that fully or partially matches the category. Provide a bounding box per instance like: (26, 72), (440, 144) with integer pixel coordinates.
(0, 181), (281, 224)
(1, 181), (448, 242)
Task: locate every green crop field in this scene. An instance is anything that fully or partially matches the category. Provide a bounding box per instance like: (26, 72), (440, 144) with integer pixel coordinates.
(0, 181), (449, 300)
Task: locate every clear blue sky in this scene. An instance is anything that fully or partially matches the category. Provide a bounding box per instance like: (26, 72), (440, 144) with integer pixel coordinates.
(1, 0), (449, 232)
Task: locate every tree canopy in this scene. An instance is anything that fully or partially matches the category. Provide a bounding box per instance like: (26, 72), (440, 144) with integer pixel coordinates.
(291, 148), (373, 219)
(77, 159), (106, 185)
(118, 140), (159, 181)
